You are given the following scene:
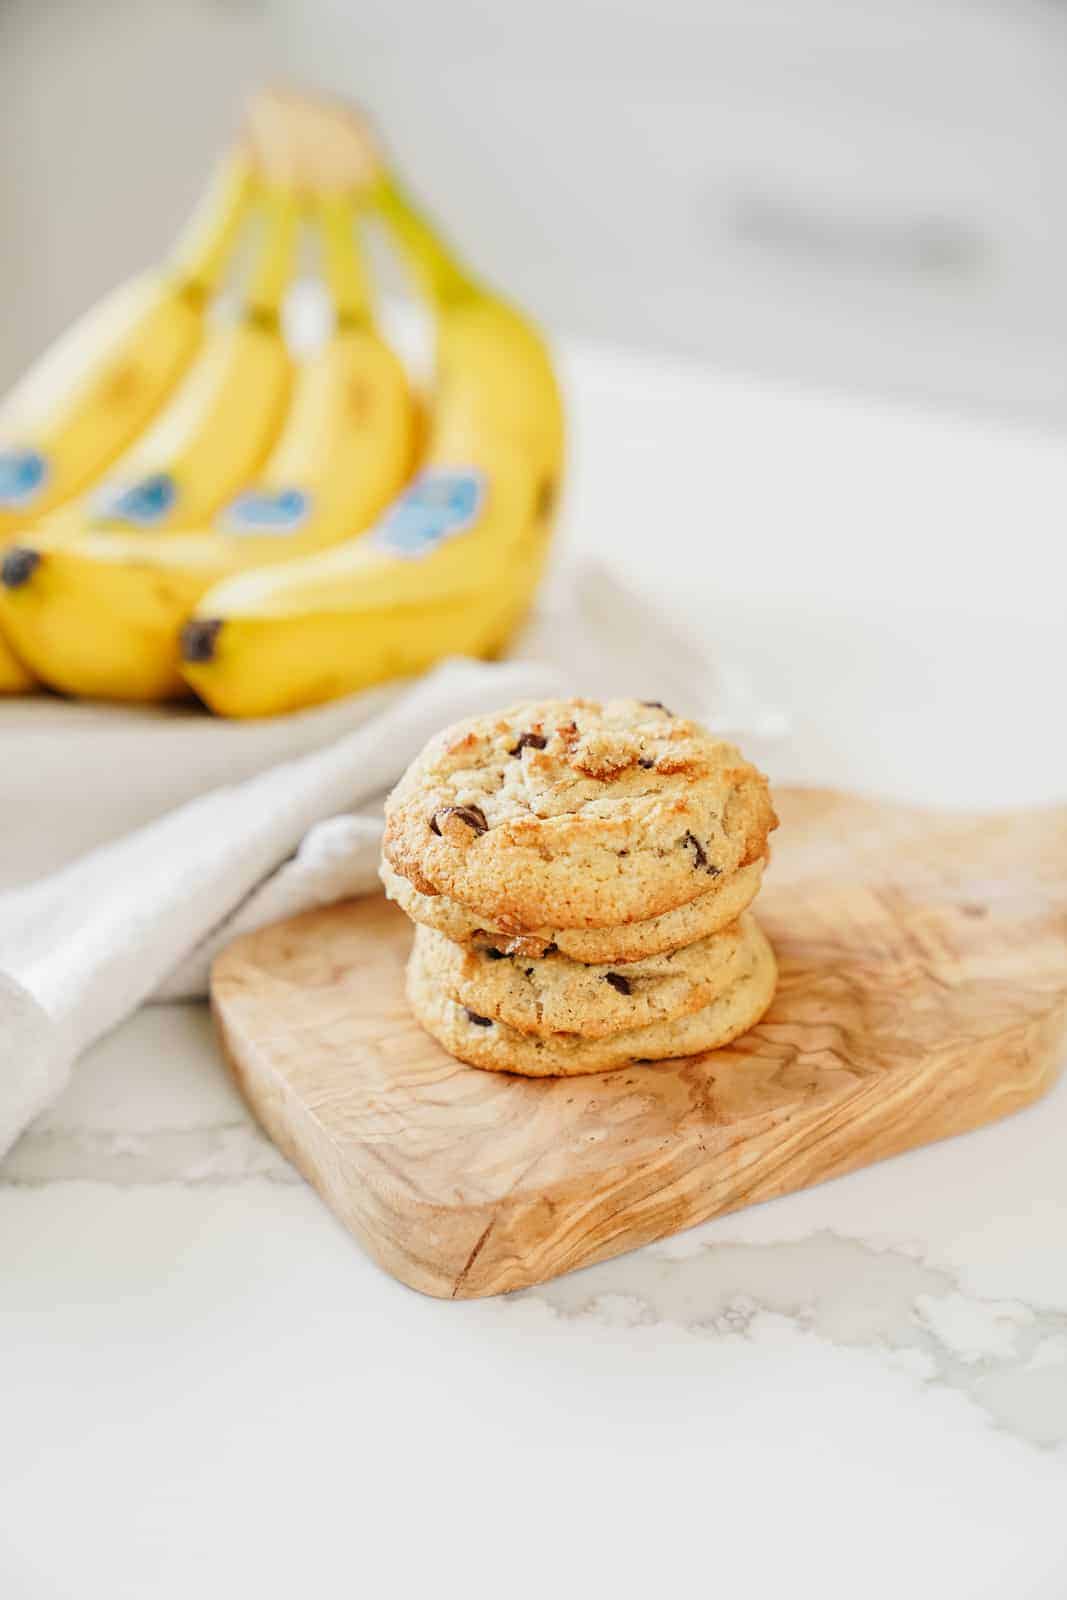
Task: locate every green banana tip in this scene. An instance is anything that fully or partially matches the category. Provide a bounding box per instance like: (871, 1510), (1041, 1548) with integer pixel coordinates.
(180, 617), (224, 664)
(0, 546), (42, 590)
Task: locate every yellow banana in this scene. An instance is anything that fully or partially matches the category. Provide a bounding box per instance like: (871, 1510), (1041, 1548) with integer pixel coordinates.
(0, 151), (252, 536)
(179, 172), (563, 718)
(0, 150), (252, 694)
(62, 186), (299, 535)
(0, 194), (418, 702)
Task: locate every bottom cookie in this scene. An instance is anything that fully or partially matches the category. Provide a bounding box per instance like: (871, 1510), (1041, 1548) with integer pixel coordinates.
(406, 917), (778, 1077)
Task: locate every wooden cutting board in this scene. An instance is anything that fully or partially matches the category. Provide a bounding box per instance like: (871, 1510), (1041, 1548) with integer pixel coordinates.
(211, 788), (1067, 1299)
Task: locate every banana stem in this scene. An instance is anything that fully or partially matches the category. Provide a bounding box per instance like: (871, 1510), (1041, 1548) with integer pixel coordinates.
(169, 150), (256, 296)
(242, 185), (300, 320)
(317, 193), (372, 327)
(371, 172), (479, 309)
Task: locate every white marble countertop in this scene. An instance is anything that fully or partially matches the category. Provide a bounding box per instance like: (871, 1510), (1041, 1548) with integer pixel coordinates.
(3, 341), (1066, 1599)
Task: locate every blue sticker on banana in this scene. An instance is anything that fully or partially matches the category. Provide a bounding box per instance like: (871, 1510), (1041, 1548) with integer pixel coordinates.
(221, 487), (312, 535)
(0, 449), (48, 509)
(93, 472), (177, 527)
(370, 471), (484, 559)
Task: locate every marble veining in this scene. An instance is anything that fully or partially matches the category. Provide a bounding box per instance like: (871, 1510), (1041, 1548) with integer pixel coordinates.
(1, 1119), (296, 1186)
(512, 1230), (1067, 1452)
(6, 1097), (1065, 1456)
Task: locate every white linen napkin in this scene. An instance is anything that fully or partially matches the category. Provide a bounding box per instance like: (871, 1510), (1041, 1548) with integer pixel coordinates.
(0, 567), (778, 1160)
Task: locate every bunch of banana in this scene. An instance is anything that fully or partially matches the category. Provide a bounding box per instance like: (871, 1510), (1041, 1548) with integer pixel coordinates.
(0, 114), (418, 701)
(0, 89), (563, 716)
(180, 97), (564, 718)
(0, 150), (253, 691)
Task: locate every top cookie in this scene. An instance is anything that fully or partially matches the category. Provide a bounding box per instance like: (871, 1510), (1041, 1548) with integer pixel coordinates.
(382, 698), (777, 929)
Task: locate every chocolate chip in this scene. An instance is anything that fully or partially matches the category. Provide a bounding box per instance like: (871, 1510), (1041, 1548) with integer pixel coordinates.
(180, 618), (223, 663)
(637, 757), (655, 769)
(484, 947), (508, 960)
(1, 547), (41, 589)
(508, 731), (547, 756)
(640, 700), (673, 715)
(524, 967), (534, 976)
(682, 829), (707, 869)
(430, 804), (488, 837)
(543, 943), (558, 955)
(464, 1009), (493, 1026)
(682, 830), (722, 875)
(604, 973), (631, 994)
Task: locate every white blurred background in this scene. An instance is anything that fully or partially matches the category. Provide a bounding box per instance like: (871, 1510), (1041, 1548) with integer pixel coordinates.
(2, 0), (1065, 428)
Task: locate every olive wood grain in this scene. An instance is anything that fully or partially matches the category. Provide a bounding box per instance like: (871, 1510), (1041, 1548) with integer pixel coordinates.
(211, 787), (1067, 1299)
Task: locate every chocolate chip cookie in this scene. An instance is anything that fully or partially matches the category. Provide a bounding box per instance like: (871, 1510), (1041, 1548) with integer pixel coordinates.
(383, 698), (777, 929)
(380, 854), (767, 963)
(412, 913), (756, 1038)
(406, 914), (777, 1076)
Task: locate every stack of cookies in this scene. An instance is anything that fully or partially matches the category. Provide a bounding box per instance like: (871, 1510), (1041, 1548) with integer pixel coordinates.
(381, 698), (779, 1077)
